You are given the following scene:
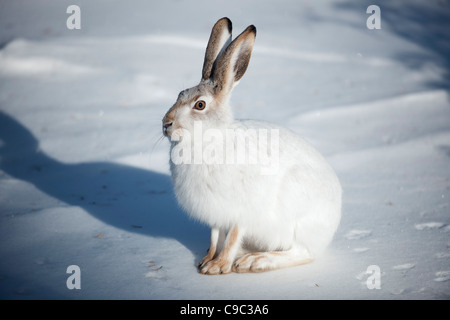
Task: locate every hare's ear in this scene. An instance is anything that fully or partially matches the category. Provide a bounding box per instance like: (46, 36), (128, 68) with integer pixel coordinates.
(201, 17), (232, 81)
(211, 25), (256, 96)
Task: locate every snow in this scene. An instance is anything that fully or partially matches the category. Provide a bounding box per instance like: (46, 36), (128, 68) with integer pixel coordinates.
(1, 0), (449, 300)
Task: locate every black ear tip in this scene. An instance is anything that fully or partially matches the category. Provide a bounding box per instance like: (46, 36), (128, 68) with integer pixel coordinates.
(247, 25), (257, 36)
(226, 18), (232, 33)
(219, 17), (232, 33)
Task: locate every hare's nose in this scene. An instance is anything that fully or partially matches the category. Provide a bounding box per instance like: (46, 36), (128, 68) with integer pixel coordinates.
(163, 122), (173, 129)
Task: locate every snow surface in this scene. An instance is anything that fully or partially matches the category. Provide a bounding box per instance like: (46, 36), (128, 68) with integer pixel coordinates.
(1, 0), (449, 299)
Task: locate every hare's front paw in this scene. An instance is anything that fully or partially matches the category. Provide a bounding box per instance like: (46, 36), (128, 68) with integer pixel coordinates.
(197, 249), (215, 270)
(199, 258), (232, 275)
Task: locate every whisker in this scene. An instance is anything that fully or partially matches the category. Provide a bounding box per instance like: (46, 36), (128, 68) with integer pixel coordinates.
(146, 132), (168, 164)
(151, 134), (166, 153)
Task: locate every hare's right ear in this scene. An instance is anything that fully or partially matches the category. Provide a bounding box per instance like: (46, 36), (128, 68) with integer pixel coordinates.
(210, 25), (256, 97)
(201, 17), (232, 81)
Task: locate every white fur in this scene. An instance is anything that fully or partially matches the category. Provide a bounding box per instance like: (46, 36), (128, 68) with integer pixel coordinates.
(170, 119), (342, 259)
(163, 18), (342, 273)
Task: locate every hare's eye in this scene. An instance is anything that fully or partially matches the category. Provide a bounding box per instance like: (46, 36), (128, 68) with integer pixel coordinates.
(193, 100), (206, 111)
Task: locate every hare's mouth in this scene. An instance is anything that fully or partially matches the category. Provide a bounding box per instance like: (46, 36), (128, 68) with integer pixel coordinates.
(162, 121), (173, 136)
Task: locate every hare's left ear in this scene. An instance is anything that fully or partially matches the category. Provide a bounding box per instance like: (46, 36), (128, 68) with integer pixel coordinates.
(211, 25), (256, 96)
(202, 17), (233, 81)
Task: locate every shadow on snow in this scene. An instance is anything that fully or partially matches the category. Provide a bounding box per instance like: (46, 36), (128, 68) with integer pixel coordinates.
(0, 111), (208, 267)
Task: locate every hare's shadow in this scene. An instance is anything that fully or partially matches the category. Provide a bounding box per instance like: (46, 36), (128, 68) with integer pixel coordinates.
(0, 111), (208, 263)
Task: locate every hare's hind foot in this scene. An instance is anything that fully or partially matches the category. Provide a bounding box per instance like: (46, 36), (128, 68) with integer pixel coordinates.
(233, 249), (313, 273)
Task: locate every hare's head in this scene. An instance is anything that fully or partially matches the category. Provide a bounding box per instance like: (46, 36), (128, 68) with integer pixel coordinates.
(162, 18), (256, 140)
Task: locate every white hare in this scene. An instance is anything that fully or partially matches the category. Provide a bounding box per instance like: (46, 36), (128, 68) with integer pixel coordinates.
(162, 18), (342, 275)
